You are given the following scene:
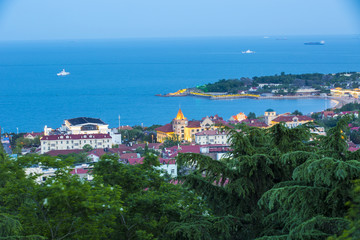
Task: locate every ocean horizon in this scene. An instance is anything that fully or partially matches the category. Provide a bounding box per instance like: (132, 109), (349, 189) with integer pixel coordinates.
(0, 35), (359, 132)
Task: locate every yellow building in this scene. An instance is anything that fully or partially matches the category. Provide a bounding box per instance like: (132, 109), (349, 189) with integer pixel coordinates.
(331, 88), (360, 98)
(156, 109), (219, 143)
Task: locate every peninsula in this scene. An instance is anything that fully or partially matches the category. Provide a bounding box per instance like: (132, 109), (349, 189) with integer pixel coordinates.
(157, 72), (360, 107)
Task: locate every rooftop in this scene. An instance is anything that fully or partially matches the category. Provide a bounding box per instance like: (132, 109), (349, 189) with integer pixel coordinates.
(272, 115), (313, 123)
(67, 117), (106, 126)
(42, 133), (111, 141)
(155, 123), (173, 133)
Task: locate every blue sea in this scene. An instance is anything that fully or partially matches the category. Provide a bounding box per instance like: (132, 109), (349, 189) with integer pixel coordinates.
(0, 35), (359, 132)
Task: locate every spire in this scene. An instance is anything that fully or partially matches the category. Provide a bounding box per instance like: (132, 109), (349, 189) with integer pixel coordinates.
(175, 108), (187, 120)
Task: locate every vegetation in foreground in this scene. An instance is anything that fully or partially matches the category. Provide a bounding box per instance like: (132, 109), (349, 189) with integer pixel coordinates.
(0, 118), (360, 239)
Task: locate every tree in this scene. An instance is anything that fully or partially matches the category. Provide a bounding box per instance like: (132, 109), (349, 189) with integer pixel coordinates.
(177, 120), (360, 239)
(292, 109), (303, 116)
(350, 131), (360, 144)
(248, 112), (256, 119)
(83, 144), (93, 152)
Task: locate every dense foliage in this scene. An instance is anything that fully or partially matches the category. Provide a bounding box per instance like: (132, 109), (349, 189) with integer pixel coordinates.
(0, 118), (359, 239)
(177, 119), (360, 239)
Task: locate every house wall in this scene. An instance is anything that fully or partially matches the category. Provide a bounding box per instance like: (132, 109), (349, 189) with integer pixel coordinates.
(41, 137), (112, 154)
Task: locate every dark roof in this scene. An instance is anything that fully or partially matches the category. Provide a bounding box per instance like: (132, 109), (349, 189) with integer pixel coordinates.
(272, 115), (313, 123)
(155, 124), (173, 133)
(266, 109), (275, 112)
(41, 134), (111, 141)
(67, 117), (106, 126)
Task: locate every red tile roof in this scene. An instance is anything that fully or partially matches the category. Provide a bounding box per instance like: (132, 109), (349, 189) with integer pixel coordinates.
(187, 121), (201, 128)
(88, 149), (111, 157)
(155, 123), (173, 133)
(272, 115), (313, 123)
(120, 153), (138, 159)
(349, 147), (359, 152)
(247, 122), (268, 128)
(159, 158), (176, 164)
(70, 168), (89, 174)
(46, 149), (83, 156)
(41, 134), (111, 141)
(128, 157), (144, 165)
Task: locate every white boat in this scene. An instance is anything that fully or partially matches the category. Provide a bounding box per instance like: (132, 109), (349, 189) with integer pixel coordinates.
(242, 49), (255, 54)
(57, 69), (70, 76)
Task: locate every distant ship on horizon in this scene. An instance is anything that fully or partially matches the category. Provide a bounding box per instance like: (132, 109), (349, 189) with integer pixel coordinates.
(304, 40), (325, 45)
(242, 49), (255, 54)
(57, 69), (70, 76)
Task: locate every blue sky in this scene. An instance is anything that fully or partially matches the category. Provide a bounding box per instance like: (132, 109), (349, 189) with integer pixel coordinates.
(0, 0), (359, 41)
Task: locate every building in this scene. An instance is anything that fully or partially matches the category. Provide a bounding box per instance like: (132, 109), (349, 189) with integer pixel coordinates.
(195, 130), (229, 145)
(271, 115), (314, 128)
(263, 109), (313, 128)
(43, 117), (121, 149)
(229, 112), (247, 122)
(24, 132), (43, 140)
(60, 117), (110, 135)
(330, 87), (360, 98)
(40, 133), (112, 154)
(155, 109), (219, 143)
(264, 109), (278, 126)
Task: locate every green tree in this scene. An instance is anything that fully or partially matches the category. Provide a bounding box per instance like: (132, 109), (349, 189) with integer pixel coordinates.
(292, 109), (303, 116)
(82, 144), (93, 152)
(248, 112), (257, 119)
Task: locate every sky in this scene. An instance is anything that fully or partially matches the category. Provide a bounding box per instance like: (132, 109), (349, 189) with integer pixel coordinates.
(0, 0), (359, 41)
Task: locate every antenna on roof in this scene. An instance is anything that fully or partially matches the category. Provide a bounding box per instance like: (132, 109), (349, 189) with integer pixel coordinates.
(118, 115), (121, 129)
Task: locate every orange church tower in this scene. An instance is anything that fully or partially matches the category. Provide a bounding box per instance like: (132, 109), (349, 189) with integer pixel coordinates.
(172, 108), (188, 140)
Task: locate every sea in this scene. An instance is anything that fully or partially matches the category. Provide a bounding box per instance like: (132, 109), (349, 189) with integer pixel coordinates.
(0, 35), (360, 132)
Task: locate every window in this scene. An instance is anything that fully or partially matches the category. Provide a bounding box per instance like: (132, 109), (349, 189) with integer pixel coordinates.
(171, 169), (175, 174)
(66, 141), (69, 144)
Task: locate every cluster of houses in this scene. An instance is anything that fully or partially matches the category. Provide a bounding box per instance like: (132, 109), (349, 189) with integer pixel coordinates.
(21, 106), (360, 183)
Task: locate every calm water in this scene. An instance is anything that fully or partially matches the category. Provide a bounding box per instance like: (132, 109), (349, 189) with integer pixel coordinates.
(0, 35), (359, 132)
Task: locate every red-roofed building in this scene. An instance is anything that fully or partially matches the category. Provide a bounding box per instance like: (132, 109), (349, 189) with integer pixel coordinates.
(120, 153), (139, 161)
(348, 147), (359, 152)
(155, 109), (222, 143)
(70, 168), (93, 181)
(241, 119), (269, 128)
(24, 132), (44, 140)
(46, 149), (83, 156)
(271, 115), (314, 128)
(41, 134), (112, 154)
(195, 129), (229, 145)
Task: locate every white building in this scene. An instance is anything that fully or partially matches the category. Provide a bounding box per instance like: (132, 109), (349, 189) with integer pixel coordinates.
(195, 130), (229, 145)
(61, 117), (109, 135)
(43, 117), (121, 150)
(158, 159), (177, 178)
(41, 134), (112, 154)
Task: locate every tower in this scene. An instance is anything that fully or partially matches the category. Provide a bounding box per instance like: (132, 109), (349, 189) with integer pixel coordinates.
(264, 109), (277, 126)
(172, 108), (188, 140)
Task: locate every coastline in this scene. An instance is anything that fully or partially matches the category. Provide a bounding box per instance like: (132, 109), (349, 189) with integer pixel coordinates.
(157, 91), (359, 111)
